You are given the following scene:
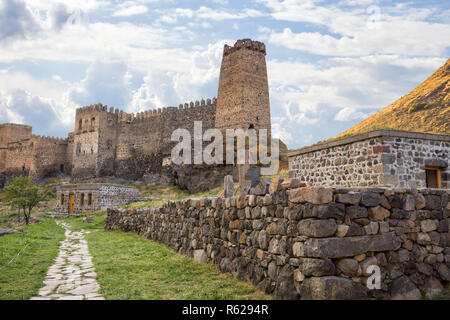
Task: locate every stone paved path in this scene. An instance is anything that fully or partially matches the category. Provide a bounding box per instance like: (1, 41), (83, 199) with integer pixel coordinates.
(31, 221), (105, 300)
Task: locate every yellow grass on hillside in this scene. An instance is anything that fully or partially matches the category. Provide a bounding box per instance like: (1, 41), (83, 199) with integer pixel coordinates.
(335, 59), (450, 139)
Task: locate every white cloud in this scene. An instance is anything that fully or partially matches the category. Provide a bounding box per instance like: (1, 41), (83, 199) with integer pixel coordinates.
(113, 5), (149, 17)
(128, 40), (227, 112)
(0, 0), (41, 41)
(334, 107), (369, 121)
(156, 6), (265, 24)
(0, 89), (69, 136)
(260, 0), (450, 57)
(66, 61), (132, 109)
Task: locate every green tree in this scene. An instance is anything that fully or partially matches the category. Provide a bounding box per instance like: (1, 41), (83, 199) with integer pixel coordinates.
(4, 177), (51, 225)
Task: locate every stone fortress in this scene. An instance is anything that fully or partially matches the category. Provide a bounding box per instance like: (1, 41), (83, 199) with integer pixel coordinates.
(0, 39), (271, 189)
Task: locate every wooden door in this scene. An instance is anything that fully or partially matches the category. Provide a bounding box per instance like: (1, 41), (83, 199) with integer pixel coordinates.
(69, 194), (75, 214)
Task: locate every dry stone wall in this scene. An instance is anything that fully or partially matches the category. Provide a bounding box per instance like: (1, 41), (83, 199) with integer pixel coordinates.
(106, 186), (450, 300)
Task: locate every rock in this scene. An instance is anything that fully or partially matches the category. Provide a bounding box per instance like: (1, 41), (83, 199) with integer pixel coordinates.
(250, 179), (271, 196)
(379, 221), (389, 233)
(292, 242), (304, 257)
(304, 232), (401, 258)
(336, 225), (349, 238)
(274, 265), (299, 300)
(193, 249), (208, 264)
(360, 257), (377, 276)
(437, 263), (450, 281)
(269, 176), (284, 194)
(420, 219), (438, 233)
(300, 276), (368, 300)
(364, 221), (379, 235)
(336, 259), (359, 277)
(415, 193), (426, 210)
(398, 249), (410, 263)
(224, 175), (234, 198)
(402, 194), (416, 211)
(288, 188), (304, 203)
(360, 192), (381, 207)
(281, 178), (301, 190)
(268, 238), (286, 255)
(0, 229), (14, 237)
(346, 206), (368, 219)
(424, 158), (448, 168)
(302, 187), (333, 204)
(298, 219), (337, 238)
(256, 249), (265, 260)
(354, 254), (366, 262)
(299, 258), (335, 276)
(425, 195), (441, 210)
(368, 206), (390, 221)
(309, 204), (345, 219)
(424, 277), (444, 299)
(266, 222), (277, 235)
(391, 276), (421, 300)
(294, 269), (305, 282)
(336, 192), (361, 205)
(258, 230), (269, 249)
(268, 261), (278, 279)
(375, 252), (387, 266)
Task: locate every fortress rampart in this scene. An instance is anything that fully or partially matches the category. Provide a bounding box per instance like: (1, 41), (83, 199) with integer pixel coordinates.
(0, 39), (272, 190)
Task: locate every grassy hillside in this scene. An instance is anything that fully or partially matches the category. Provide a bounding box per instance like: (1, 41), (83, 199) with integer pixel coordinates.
(335, 59), (450, 139)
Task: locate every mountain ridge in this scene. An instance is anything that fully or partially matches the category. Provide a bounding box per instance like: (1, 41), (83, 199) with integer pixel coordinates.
(334, 58), (450, 139)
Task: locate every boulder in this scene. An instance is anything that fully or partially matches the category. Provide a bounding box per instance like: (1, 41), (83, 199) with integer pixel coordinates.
(368, 206), (390, 221)
(299, 258), (335, 276)
(269, 176), (284, 194)
(193, 249), (208, 264)
(391, 276), (421, 300)
(304, 232), (401, 258)
(335, 192), (361, 205)
(300, 276), (367, 300)
(424, 277), (444, 299)
(336, 259), (359, 277)
(298, 219), (337, 238)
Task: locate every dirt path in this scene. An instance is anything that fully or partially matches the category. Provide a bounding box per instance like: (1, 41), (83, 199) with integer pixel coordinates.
(31, 221), (104, 300)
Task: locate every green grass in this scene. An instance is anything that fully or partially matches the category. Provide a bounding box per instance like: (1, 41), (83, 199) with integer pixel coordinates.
(0, 218), (65, 300)
(65, 214), (270, 300)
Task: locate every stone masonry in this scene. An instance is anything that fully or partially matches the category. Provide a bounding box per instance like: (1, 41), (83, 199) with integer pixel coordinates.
(106, 185), (450, 300)
(289, 130), (449, 189)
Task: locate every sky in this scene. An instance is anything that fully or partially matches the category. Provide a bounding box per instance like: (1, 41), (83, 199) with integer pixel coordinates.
(0, 0), (449, 149)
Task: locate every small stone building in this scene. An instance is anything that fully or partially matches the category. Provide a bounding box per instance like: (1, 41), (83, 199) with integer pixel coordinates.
(55, 184), (139, 215)
(289, 130), (449, 188)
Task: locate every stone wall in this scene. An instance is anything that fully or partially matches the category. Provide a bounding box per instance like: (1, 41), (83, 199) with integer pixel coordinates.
(382, 135), (449, 188)
(106, 186), (450, 300)
(97, 185), (139, 209)
(289, 130), (450, 188)
(289, 137), (384, 187)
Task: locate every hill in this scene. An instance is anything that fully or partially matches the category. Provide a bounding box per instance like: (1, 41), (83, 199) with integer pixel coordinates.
(334, 58), (450, 139)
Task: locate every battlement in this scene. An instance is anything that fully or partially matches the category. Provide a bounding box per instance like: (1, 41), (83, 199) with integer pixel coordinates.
(0, 123), (32, 129)
(117, 97), (217, 123)
(33, 134), (68, 144)
(223, 39), (266, 56)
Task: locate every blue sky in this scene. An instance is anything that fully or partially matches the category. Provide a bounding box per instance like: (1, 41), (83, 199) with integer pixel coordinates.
(0, 0), (449, 149)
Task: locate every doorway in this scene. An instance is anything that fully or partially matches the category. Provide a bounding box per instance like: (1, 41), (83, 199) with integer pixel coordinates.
(69, 194), (75, 214)
(425, 167), (440, 188)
